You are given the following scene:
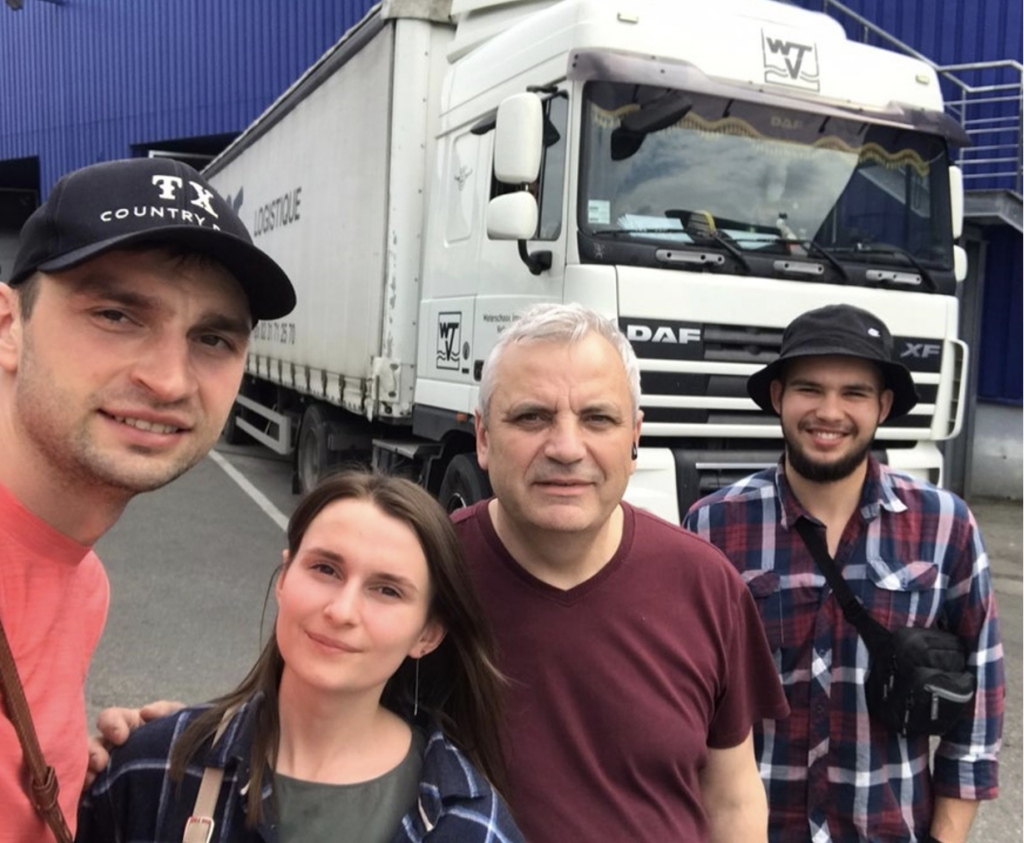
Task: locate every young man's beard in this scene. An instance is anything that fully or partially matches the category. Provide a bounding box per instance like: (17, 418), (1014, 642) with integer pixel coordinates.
(783, 433), (874, 484)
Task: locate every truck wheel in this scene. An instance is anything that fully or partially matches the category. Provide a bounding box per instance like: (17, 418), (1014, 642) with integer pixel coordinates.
(439, 453), (492, 513)
(297, 405), (329, 494)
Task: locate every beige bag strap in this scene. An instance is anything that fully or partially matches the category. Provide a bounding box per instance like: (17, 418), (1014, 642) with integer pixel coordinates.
(0, 614), (73, 843)
(181, 708), (236, 843)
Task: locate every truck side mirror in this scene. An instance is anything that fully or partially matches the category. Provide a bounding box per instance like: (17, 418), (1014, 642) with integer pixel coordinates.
(953, 245), (967, 282)
(487, 92), (550, 275)
(486, 193), (551, 276)
(949, 165), (964, 240)
(487, 192), (538, 240)
(493, 93), (543, 184)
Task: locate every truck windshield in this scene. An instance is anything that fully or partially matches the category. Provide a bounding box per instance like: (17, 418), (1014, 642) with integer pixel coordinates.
(579, 81), (954, 276)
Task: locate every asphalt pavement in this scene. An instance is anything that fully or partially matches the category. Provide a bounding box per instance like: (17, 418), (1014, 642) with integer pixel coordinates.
(965, 496), (1023, 843)
(87, 448), (296, 720)
(87, 445), (1022, 841)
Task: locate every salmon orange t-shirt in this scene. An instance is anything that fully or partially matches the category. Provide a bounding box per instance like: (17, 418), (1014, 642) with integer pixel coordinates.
(0, 480), (109, 841)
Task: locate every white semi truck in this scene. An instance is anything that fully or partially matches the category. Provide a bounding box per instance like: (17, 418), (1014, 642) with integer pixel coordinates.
(205, 0), (970, 522)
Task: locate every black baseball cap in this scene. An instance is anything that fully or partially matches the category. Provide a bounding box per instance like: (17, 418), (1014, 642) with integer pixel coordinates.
(747, 304), (919, 420)
(9, 158), (295, 321)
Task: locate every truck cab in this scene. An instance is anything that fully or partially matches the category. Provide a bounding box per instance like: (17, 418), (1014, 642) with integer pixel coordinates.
(416, 0), (968, 520)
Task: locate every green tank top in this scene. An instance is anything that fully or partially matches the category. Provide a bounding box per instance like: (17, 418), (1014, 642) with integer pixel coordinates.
(274, 728), (425, 843)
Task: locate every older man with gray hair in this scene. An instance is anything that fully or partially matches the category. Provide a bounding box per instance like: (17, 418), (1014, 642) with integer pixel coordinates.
(454, 301), (788, 843)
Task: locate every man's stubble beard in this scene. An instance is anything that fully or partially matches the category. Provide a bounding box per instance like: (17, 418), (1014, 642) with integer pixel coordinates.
(783, 430), (874, 484)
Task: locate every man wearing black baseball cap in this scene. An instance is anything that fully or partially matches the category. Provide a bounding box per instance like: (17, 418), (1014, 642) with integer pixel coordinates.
(685, 304), (1003, 843)
(0, 157), (295, 840)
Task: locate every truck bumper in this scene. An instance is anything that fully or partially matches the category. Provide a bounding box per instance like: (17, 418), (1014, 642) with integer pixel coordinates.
(627, 442), (945, 525)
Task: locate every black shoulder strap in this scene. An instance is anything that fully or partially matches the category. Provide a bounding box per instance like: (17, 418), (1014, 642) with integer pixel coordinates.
(793, 518), (893, 653)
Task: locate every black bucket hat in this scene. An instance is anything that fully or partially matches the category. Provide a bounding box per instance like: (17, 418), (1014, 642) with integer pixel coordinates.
(747, 304), (919, 420)
(9, 158), (295, 321)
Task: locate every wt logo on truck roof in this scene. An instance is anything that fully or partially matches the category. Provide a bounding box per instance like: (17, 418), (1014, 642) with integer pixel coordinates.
(762, 30), (820, 93)
(437, 312), (462, 371)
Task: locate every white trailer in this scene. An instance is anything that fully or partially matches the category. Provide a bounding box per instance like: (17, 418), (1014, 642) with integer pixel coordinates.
(206, 0), (969, 521)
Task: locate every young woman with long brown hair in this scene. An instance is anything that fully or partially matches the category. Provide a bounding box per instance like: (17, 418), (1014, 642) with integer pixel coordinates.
(78, 472), (521, 843)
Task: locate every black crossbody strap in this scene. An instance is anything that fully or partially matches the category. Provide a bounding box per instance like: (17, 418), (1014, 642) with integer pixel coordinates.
(793, 518), (893, 653)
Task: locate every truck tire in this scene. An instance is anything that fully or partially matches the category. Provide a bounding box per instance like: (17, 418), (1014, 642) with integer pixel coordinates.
(297, 405), (329, 494)
(438, 453), (492, 513)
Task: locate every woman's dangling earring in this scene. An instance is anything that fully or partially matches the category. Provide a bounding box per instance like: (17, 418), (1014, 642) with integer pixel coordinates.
(413, 658), (420, 718)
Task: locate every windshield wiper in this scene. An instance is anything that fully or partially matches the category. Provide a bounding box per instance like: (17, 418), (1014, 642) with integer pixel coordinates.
(656, 208), (753, 274)
(688, 228), (751, 274)
(593, 228), (689, 237)
(590, 226), (750, 274)
(837, 243), (938, 291)
(861, 244), (937, 291)
(776, 239), (850, 283)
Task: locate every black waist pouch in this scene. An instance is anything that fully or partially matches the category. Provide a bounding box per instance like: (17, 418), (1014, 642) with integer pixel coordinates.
(866, 626), (976, 737)
(793, 520), (977, 738)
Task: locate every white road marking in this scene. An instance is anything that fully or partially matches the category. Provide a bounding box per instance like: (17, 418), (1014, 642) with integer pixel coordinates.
(209, 450), (289, 531)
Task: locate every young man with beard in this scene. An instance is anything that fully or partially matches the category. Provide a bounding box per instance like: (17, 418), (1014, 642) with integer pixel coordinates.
(0, 157), (294, 841)
(684, 304), (1004, 843)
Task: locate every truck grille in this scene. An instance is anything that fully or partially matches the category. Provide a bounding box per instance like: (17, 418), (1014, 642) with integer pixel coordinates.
(702, 324), (783, 365)
(629, 320), (941, 429)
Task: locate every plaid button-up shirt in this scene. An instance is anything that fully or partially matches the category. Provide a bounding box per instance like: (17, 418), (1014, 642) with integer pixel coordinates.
(684, 458), (1003, 843)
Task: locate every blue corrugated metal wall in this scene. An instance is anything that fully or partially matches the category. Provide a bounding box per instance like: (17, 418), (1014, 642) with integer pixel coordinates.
(0, 0), (376, 195)
(978, 227), (1023, 403)
(805, 0), (1022, 67)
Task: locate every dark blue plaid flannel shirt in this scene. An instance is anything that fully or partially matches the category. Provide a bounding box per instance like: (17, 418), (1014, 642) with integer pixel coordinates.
(685, 457), (1003, 843)
(77, 694), (523, 843)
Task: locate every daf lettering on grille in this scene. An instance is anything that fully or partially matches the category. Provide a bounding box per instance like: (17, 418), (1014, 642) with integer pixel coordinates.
(626, 325), (702, 344)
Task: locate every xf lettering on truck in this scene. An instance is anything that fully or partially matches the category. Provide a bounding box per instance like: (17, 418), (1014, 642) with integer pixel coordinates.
(901, 342), (941, 359)
(893, 336), (944, 373)
(762, 30), (820, 92)
(437, 312), (462, 370)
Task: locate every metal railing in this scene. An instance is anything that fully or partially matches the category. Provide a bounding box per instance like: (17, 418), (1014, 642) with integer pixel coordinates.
(821, 0), (1023, 197)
